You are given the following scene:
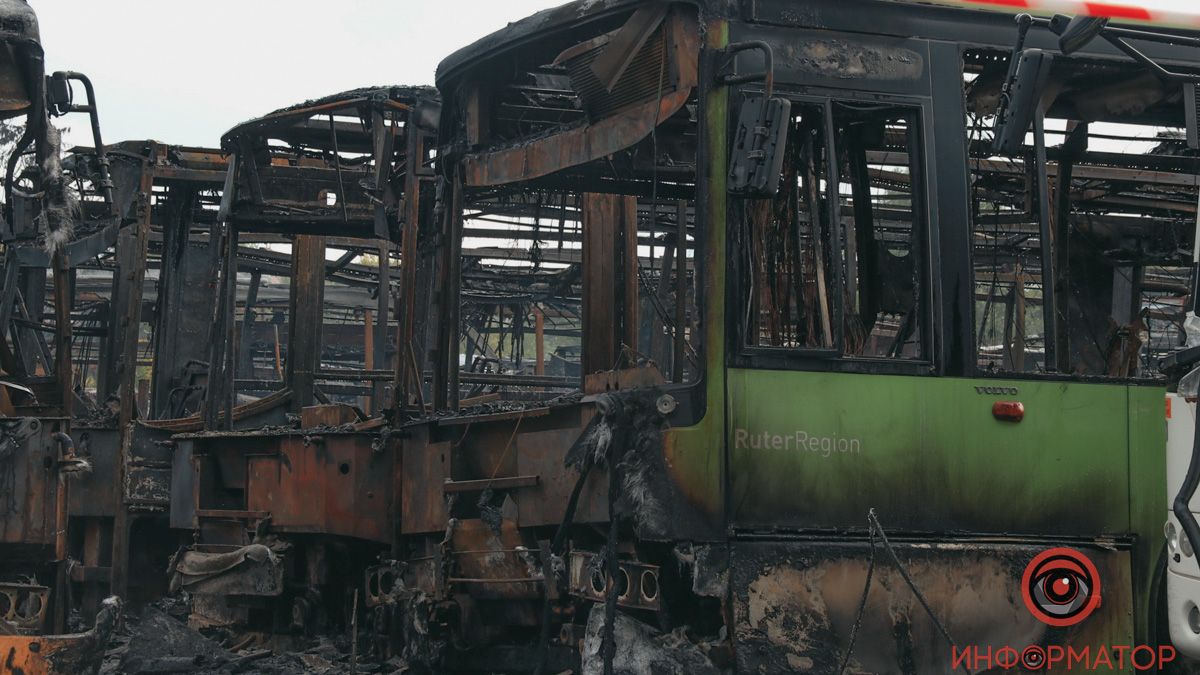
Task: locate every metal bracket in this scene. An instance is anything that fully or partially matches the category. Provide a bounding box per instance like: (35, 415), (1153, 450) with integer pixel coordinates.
(717, 40), (775, 97)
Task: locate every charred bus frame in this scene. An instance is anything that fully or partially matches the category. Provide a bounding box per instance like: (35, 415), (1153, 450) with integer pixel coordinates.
(424, 0), (1200, 671)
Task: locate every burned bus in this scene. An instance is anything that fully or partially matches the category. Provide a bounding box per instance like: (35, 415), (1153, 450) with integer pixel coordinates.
(3, 0), (1198, 672)
(0, 0), (125, 670)
(415, 0), (1200, 671)
(165, 86), (442, 636)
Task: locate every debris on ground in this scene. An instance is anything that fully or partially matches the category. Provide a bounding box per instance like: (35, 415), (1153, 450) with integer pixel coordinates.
(580, 604), (721, 675)
(100, 601), (407, 675)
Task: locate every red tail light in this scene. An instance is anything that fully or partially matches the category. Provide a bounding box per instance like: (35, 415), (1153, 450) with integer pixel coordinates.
(993, 401), (1025, 422)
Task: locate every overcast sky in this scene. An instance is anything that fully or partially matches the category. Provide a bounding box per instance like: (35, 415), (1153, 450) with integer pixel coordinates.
(35, 0), (1200, 151)
(35, 1), (564, 148)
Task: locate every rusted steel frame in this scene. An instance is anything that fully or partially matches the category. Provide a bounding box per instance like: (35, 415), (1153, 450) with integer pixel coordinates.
(443, 475), (540, 493)
(0, 596), (120, 675)
(877, 152), (1200, 189)
(237, 269), (262, 377)
(1052, 122), (1087, 374)
(202, 156), (240, 430)
(9, 270), (48, 380)
(370, 106), (395, 239)
(442, 371), (578, 389)
(286, 235), (327, 411)
(369, 106), (395, 412)
(0, 250), (20, 374)
(144, 166), (227, 182)
(432, 173), (463, 411)
(141, 388), (292, 433)
(50, 252), (72, 629)
(234, 243), (396, 288)
(11, 288), (51, 377)
(651, 230), (677, 372)
(1033, 110), (1059, 372)
(535, 306), (545, 378)
(394, 112), (423, 416)
(823, 99), (846, 352)
(273, 325), (283, 378)
(108, 145), (157, 602)
(448, 178), (464, 411)
(373, 241), (390, 412)
(221, 225), (240, 428)
(117, 144), (157, 430)
(159, 146), (227, 168)
(580, 193), (638, 374)
(249, 96), (410, 128)
(51, 250), (72, 505)
(673, 199), (686, 382)
(363, 308), (375, 411)
(327, 113), (350, 223)
(149, 182), (211, 419)
(581, 193), (614, 375)
(463, 89), (692, 187)
(587, 3), (671, 93)
(434, 405), (550, 426)
(461, 11), (698, 187)
(97, 155), (168, 400)
(318, 367), (394, 380)
(193, 509), (269, 520)
(235, 135), (266, 207)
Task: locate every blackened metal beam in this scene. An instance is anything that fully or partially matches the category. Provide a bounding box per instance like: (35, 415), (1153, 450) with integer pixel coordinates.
(286, 235), (326, 411)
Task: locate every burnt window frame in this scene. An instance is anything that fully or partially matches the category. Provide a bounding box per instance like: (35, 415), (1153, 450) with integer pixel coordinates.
(962, 46), (1192, 385)
(729, 87), (938, 376)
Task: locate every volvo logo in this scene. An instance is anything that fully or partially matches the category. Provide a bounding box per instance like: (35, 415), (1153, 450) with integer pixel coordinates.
(975, 386), (1019, 396)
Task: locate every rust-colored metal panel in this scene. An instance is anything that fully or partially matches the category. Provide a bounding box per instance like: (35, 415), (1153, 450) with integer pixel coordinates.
(169, 440), (197, 530)
(246, 438), (323, 531)
(0, 634), (101, 675)
(322, 435), (392, 542)
(448, 519), (542, 603)
(450, 518), (528, 580)
(210, 445), (249, 491)
(0, 417), (61, 546)
(451, 421), (522, 485)
(124, 464), (171, 507)
(245, 434), (392, 543)
(66, 427), (120, 518)
(123, 423), (175, 508)
(299, 404), (358, 428)
(516, 424), (608, 528)
(400, 427), (449, 535)
(0, 597), (119, 675)
(582, 363), (666, 396)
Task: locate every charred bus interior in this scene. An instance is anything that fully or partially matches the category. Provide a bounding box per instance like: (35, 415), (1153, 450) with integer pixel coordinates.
(966, 45), (1198, 377)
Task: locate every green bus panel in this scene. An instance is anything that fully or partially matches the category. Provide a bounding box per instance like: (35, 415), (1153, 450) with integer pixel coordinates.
(727, 368), (1156, 537)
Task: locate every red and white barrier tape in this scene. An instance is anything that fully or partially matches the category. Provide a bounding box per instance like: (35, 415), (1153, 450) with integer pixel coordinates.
(924, 0), (1200, 27)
